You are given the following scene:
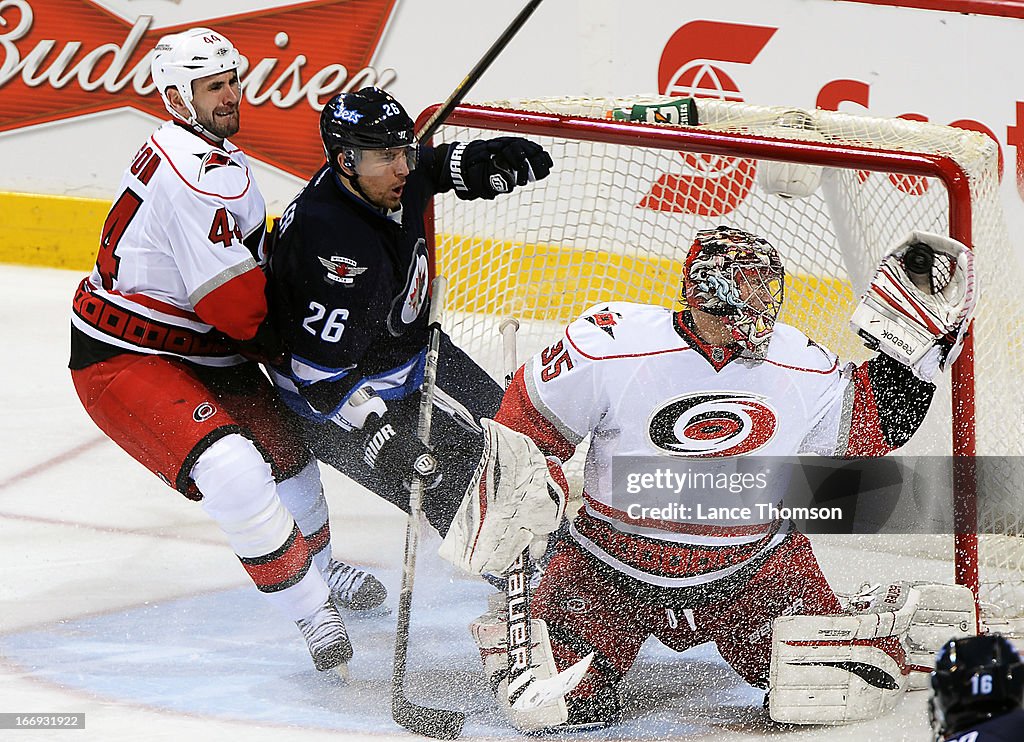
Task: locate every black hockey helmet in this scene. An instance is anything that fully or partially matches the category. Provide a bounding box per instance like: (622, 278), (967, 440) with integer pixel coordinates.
(320, 87), (416, 172)
(929, 634), (1024, 738)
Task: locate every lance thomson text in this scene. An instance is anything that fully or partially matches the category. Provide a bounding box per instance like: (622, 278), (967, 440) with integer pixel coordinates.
(624, 501), (845, 523)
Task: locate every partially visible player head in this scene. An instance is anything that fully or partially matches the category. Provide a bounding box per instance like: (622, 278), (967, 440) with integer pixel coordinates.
(151, 28), (242, 141)
(681, 226), (785, 359)
(320, 87), (418, 211)
(929, 633), (1024, 740)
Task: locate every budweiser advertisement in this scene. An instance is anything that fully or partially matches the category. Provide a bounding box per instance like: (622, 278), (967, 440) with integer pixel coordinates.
(0, 0), (1023, 241)
(0, 0), (399, 179)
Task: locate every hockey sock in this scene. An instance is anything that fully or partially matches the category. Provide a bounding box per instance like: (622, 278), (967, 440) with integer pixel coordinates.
(191, 434), (328, 620)
(276, 457), (333, 572)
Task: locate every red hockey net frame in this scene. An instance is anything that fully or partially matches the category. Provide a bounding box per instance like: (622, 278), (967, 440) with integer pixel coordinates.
(418, 101), (1006, 624)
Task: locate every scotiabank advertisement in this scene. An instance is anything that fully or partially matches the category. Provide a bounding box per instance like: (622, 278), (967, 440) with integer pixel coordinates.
(2, 0), (1024, 246)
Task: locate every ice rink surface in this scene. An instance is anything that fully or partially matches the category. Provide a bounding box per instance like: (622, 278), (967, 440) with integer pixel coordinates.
(1, 265), (945, 741)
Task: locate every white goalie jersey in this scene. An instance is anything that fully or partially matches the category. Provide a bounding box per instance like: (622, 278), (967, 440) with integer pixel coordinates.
(71, 121), (268, 367)
(496, 302), (873, 588)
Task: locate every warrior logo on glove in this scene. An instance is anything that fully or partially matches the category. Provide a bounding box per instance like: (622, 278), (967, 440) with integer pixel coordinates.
(448, 136), (554, 201)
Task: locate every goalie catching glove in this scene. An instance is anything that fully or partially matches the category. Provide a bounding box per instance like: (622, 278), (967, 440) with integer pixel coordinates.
(447, 137), (553, 200)
(850, 231), (977, 382)
(439, 418), (567, 575)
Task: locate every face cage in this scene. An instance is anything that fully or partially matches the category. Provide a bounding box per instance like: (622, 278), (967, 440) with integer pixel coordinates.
(344, 144), (419, 175)
(689, 262), (784, 359)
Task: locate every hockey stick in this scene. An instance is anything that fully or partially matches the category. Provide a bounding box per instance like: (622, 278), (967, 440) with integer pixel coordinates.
(497, 318), (536, 708)
(391, 276), (465, 740)
(415, 0), (544, 143)
(497, 319), (594, 713)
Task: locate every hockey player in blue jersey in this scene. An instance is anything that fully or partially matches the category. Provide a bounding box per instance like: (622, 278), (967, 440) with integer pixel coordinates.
(264, 87), (553, 536)
(930, 633), (1024, 741)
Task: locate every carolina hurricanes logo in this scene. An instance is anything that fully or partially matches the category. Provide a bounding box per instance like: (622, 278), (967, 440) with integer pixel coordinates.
(585, 308), (621, 338)
(199, 150), (239, 176)
(648, 391), (777, 457)
(640, 20), (776, 217)
(0, 0), (398, 177)
(193, 402), (217, 422)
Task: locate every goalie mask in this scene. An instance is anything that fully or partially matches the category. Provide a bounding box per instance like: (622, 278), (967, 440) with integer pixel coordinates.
(929, 634), (1024, 739)
(682, 226), (785, 359)
(320, 87), (418, 176)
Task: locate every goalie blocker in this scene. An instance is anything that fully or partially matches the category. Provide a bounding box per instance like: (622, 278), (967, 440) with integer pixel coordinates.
(850, 231), (977, 382)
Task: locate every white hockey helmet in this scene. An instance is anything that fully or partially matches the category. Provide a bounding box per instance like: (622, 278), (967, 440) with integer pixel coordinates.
(151, 28), (241, 128)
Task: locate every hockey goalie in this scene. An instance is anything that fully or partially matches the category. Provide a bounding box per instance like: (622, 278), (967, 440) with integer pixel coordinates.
(440, 226), (979, 731)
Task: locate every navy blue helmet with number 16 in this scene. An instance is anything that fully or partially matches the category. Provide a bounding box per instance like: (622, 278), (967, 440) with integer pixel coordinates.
(929, 633), (1024, 739)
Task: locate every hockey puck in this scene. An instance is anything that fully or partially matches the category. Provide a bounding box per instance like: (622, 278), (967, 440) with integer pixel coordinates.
(904, 242), (935, 276)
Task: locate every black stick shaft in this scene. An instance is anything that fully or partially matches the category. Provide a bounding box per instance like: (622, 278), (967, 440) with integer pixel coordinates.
(416, 0), (544, 142)
(390, 278), (465, 740)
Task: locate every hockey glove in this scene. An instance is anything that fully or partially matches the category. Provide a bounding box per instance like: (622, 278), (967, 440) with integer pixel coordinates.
(235, 316), (286, 365)
(448, 137), (553, 200)
(849, 231), (977, 382)
(362, 411), (441, 490)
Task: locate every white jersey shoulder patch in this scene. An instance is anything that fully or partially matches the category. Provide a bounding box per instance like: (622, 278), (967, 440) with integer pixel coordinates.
(566, 302), (681, 360)
(151, 123), (251, 200)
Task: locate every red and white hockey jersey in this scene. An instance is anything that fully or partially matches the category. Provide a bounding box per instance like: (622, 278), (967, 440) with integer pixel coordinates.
(72, 121), (268, 367)
(496, 302), (898, 589)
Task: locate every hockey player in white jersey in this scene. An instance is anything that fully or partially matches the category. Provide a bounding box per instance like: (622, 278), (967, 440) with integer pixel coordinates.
(68, 28), (385, 675)
(440, 225), (978, 730)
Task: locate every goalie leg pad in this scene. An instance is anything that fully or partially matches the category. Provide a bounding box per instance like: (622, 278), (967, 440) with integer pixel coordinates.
(470, 599), (569, 732)
(905, 581), (977, 690)
(768, 584), (921, 724)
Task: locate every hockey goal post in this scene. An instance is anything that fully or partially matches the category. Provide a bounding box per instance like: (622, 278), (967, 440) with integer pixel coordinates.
(418, 96), (1024, 632)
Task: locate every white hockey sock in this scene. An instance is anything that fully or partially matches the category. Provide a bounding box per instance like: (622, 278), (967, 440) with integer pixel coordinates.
(275, 457), (332, 572)
(191, 434), (328, 620)
(261, 567), (333, 622)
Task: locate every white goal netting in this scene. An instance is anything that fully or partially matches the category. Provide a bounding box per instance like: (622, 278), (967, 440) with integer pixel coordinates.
(427, 96), (1024, 629)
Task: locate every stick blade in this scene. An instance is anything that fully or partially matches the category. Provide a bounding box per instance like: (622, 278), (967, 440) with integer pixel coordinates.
(393, 697), (466, 740)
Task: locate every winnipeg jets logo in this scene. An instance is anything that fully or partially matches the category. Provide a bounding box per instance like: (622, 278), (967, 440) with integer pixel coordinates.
(648, 392), (777, 457)
(334, 107), (363, 124)
(318, 255), (367, 285)
(585, 308), (622, 338)
(402, 254), (429, 324)
(388, 239), (430, 335)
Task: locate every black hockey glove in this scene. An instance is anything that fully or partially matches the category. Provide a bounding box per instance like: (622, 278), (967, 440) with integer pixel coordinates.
(362, 412), (442, 490)
(235, 316), (286, 365)
(448, 137), (553, 200)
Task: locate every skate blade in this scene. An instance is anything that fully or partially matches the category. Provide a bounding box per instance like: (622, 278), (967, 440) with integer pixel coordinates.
(332, 663), (350, 683)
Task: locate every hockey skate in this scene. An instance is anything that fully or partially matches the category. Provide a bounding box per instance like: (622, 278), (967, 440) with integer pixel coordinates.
(323, 559), (388, 612)
(296, 599), (353, 673)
